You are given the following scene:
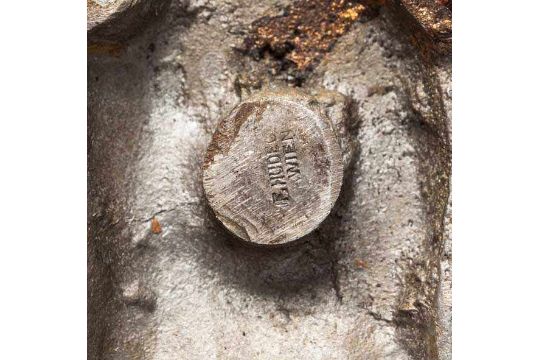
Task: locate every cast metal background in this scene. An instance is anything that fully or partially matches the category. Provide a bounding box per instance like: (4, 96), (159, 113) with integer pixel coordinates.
(88, 0), (451, 358)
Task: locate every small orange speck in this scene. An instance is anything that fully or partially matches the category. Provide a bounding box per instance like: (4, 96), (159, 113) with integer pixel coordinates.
(151, 217), (162, 234)
(354, 259), (368, 269)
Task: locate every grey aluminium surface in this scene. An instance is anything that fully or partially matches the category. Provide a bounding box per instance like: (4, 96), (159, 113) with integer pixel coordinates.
(88, 1), (451, 359)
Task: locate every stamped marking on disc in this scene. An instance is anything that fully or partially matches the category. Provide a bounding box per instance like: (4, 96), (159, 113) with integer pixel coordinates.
(203, 88), (343, 245)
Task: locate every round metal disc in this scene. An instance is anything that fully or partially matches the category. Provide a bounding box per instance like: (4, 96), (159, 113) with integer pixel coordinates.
(203, 88), (343, 245)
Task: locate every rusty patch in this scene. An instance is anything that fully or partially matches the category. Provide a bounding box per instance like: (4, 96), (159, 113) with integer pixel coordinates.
(437, 0), (451, 9)
(151, 217), (162, 234)
(354, 259), (368, 269)
(243, 0), (380, 73)
(389, 0), (452, 55)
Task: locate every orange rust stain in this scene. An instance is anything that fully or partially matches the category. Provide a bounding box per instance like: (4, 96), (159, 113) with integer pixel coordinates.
(338, 4), (366, 21)
(397, 0), (452, 55)
(151, 217), (162, 234)
(354, 259), (368, 269)
(244, 0), (380, 72)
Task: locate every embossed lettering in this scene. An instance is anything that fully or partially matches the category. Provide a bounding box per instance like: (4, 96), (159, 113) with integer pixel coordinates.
(265, 129), (302, 206)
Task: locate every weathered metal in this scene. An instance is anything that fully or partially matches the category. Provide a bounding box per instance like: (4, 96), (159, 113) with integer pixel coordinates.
(88, 0), (452, 358)
(203, 88), (344, 245)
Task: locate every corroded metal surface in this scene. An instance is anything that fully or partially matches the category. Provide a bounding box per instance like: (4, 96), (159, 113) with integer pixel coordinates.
(388, 0), (452, 54)
(203, 88), (344, 245)
(244, 0), (380, 72)
(88, 0), (451, 359)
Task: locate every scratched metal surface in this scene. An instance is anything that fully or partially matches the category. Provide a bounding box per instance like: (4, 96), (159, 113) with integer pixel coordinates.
(88, 1), (451, 359)
(202, 88), (345, 246)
